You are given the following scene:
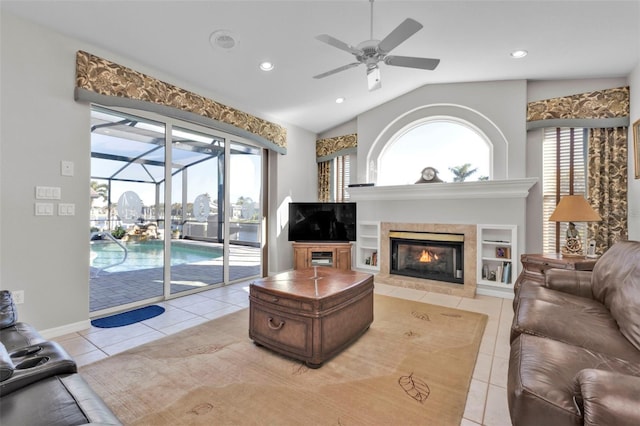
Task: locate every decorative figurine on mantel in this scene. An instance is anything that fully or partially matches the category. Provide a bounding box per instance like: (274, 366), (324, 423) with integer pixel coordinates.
(415, 166), (443, 183)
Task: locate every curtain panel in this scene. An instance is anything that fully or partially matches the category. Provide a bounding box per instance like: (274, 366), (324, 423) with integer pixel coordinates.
(527, 87), (630, 252)
(588, 128), (628, 254)
(74, 50), (287, 154)
(316, 133), (357, 162)
(318, 161), (331, 202)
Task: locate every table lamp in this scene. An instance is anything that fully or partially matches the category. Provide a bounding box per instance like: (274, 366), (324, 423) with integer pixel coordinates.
(549, 195), (602, 257)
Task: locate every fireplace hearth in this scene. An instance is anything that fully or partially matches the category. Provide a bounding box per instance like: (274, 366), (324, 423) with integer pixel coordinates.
(390, 231), (464, 284)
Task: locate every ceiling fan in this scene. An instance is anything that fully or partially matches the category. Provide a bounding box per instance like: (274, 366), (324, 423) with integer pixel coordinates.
(313, 0), (440, 91)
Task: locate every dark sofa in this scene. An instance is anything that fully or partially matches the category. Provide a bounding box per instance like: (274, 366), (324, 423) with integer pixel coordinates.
(0, 290), (121, 425)
(508, 240), (640, 426)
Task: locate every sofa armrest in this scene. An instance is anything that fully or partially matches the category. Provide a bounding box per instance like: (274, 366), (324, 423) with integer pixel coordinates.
(545, 269), (593, 299)
(573, 369), (640, 426)
(0, 342), (14, 381)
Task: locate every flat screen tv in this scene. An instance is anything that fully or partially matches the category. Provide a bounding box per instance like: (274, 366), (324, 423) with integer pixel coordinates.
(288, 202), (357, 242)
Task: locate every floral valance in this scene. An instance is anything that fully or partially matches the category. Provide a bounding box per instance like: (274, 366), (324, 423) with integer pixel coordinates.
(316, 133), (357, 162)
(527, 86), (630, 130)
(74, 51), (287, 154)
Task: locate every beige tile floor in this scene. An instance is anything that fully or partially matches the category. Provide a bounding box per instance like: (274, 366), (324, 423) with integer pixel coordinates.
(55, 281), (513, 426)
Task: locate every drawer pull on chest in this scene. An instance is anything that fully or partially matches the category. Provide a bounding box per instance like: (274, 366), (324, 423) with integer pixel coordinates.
(271, 297), (279, 303)
(267, 317), (285, 330)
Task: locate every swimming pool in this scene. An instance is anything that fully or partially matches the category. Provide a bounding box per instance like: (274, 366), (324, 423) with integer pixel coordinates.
(90, 240), (223, 273)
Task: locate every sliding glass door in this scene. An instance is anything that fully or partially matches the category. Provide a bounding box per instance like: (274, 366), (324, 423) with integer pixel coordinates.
(90, 108), (167, 312)
(89, 107), (263, 314)
(227, 141), (263, 281)
(169, 126), (225, 296)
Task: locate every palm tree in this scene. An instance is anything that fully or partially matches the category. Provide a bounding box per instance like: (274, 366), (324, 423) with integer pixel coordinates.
(449, 164), (478, 182)
(90, 181), (108, 204)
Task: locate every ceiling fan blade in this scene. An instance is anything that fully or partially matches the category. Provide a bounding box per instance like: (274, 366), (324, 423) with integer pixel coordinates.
(313, 62), (362, 79)
(384, 55), (440, 70)
(315, 34), (362, 56)
(367, 66), (382, 91)
(377, 18), (423, 54)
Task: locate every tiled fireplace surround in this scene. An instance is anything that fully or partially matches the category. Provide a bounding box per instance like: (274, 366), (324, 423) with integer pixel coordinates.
(376, 222), (477, 298)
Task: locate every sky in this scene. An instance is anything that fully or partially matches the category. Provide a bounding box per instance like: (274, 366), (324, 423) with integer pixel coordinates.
(93, 150), (261, 210)
(377, 120), (491, 185)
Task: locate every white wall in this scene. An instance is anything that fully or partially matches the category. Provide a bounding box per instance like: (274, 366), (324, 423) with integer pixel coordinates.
(356, 80), (528, 184)
(1, 13), (92, 331)
(268, 125), (317, 274)
(0, 12), (316, 331)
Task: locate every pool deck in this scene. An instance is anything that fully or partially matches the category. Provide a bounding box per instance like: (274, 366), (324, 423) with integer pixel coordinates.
(90, 243), (260, 313)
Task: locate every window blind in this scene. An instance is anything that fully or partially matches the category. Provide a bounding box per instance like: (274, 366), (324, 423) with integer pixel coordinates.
(333, 155), (350, 202)
(542, 128), (587, 253)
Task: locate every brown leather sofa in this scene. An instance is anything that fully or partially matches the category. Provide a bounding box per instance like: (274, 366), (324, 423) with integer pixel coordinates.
(0, 290), (121, 425)
(508, 240), (640, 426)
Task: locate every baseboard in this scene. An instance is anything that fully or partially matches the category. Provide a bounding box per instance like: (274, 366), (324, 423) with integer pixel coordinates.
(40, 320), (92, 339)
(476, 286), (514, 300)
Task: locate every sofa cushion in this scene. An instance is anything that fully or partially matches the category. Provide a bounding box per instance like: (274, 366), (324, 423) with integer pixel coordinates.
(591, 241), (640, 351)
(512, 297), (640, 362)
(0, 290), (18, 329)
(508, 334), (640, 426)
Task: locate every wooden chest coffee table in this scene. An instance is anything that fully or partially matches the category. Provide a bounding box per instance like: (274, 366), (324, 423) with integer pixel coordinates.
(249, 267), (374, 368)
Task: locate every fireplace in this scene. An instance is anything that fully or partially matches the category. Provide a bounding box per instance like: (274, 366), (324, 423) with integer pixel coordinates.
(376, 222), (477, 298)
(390, 232), (464, 285)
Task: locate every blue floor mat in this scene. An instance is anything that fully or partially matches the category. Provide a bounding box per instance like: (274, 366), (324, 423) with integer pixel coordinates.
(91, 305), (165, 328)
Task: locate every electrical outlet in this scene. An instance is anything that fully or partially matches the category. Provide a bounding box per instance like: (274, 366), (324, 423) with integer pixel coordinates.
(12, 290), (24, 304)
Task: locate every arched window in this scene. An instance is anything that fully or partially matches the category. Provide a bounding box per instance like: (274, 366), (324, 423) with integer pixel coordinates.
(376, 117), (492, 185)
(366, 104), (508, 184)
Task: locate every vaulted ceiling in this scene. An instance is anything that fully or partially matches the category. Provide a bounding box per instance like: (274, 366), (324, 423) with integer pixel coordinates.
(2, 1), (639, 134)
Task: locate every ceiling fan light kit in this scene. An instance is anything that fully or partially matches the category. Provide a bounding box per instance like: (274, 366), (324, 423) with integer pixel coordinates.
(313, 0), (440, 91)
(367, 66), (381, 91)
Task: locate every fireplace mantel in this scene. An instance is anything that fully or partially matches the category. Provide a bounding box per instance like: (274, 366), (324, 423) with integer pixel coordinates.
(348, 178), (538, 201)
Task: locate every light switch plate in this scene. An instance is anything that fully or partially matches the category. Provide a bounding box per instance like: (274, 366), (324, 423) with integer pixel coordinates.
(35, 202), (54, 216)
(35, 186), (61, 200)
(58, 203), (75, 216)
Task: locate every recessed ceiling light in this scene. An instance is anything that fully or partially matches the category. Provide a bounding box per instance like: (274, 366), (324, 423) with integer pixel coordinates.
(335, 97), (345, 104)
(510, 50), (528, 59)
(209, 30), (238, 51)
(259, 61), (274, 71)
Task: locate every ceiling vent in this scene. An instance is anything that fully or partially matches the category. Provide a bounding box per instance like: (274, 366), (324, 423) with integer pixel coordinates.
(209, 30), (237, 51)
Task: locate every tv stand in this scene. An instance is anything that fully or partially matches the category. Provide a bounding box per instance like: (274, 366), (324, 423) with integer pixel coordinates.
(293, 242), (352, 271)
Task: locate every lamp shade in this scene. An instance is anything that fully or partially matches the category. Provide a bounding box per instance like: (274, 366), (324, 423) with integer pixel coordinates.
(549, 195), (602, 222)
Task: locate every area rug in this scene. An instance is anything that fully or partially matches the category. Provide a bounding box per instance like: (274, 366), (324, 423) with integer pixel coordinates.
(91, 305), (165, 328)
(80, 295), (487, 425)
